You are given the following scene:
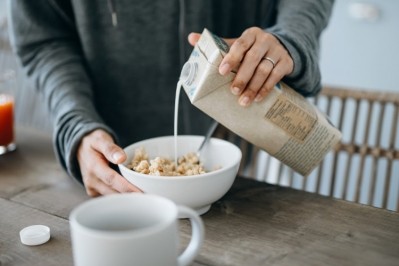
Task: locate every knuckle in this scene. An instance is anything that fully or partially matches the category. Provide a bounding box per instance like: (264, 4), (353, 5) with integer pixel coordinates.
(242, 28), (251, 36)
(278, 46), (289, 55)
(86, 188), (98, 197)
(234, 38), (250, 51)
(258, 88), (267, 95)
(82, 130), (108, 147)
(246, 85), (259, 96)
(80, 135), (92, 147)
(103, 172), (116, 186)
(94, 130), (114, 144)
(260, 33), (273, 43)
(280, 54), (291, 65)
(224, 54), (240, 66)
(244, 81), (260, 94)
(283, 56), (294, 67)
(258, 64), (272, 76)
(83, 178), (100, 197)
(271, 67), (283, 77)
(246, 27), (259, 35)
(104, 144), (118, 156)
(246, 50), (259, 61)
(114, 177), (134, 193)
(261, 84), (274, 94)
(82, 172), (94, 186)
(233, 78), (247, 90)
(91, 129), (106, 140)
(120, 182), (133, 193)
(259, 87), (272, 98)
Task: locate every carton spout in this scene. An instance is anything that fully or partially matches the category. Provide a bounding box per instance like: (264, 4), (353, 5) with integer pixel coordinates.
(179, 29), (235, 102)
(180, 62), (198, 87)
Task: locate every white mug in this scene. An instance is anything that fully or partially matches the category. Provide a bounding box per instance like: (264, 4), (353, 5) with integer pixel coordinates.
(69, 193), (204, 266)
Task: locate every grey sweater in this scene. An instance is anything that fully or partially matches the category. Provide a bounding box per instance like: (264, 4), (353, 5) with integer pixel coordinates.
(8, 0), (334, 182)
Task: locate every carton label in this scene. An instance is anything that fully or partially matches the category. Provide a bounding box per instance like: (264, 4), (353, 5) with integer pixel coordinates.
(211, 33), (229, 53)
(264, 95), (317, 142)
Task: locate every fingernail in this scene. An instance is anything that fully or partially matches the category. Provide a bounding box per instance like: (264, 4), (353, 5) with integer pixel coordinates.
(254, 94), (263, 102)
(239, 96), (250, 107)
(231, 87), (240, 95)
(113, 151), (124, 162)
(219, 63), (230, 75)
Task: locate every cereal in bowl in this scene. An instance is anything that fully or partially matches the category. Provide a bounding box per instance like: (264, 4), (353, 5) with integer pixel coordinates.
(128, 147), (207, 176)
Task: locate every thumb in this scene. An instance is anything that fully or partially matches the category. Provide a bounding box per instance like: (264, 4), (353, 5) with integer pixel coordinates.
(188, 32), (236, 48)
(108, 145), (127, 164)
(188, 32), (201, 46)
(92, 131), (127, 164)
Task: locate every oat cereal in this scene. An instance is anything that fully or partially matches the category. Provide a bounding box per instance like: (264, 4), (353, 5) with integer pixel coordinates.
(128, 147), (208, 176)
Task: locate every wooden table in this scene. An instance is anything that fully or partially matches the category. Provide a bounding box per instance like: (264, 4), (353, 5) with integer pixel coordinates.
(1, 127), (399, 266)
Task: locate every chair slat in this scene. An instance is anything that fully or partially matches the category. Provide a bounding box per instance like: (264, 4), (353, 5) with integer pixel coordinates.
(330, 98), (347, 197)
(341, 99), (360, 199)
(383, 103), (399, 209)
(354, 100), (373, 203)
(214, 86), (399, 212)
(368, 102), (386, 205)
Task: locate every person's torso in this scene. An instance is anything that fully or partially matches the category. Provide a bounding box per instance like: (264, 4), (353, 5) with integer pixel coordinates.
(69, 0), (277, 145)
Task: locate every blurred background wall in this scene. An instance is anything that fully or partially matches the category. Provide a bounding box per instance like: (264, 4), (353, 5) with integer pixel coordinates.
(0, 0), (52, 132)
(320, 0), (398, 91)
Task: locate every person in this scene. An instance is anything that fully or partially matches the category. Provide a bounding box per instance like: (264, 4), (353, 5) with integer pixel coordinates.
(8, 0), (334, 196)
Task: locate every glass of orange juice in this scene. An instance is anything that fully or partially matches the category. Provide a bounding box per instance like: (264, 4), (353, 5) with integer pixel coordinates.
(0, 70), (16, 155)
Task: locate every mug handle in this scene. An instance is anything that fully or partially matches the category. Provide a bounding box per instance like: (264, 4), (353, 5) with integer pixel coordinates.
(177, 206), (205, 266)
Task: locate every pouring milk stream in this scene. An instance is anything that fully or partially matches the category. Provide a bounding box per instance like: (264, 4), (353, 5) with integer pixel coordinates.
(176, 28), (342, 176)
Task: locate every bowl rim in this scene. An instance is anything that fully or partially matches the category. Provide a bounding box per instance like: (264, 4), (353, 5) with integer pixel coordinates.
(118, 135), (242, 180)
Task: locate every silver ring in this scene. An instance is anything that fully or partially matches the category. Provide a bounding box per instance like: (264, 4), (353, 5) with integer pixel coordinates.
(262, 57), (276, 68)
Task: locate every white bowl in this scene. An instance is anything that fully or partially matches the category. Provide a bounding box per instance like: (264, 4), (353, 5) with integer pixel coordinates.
(118, 135), (242, 216)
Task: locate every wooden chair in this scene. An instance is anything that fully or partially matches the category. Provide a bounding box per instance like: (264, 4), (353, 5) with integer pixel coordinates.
(214, 86), (399, 212)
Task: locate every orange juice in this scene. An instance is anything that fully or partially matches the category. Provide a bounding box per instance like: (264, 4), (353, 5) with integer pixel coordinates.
(0, 94), (14, 146)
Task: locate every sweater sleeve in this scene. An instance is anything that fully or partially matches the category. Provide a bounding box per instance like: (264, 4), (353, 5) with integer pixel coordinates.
(8, 0), (115, 183)
(266, 0), (334, 97)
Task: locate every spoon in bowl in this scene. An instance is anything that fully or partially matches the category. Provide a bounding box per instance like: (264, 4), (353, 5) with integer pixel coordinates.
(197, 120), (219, 159)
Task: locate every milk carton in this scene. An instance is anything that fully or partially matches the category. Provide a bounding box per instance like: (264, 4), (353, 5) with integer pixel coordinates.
(179, 28), (342, 176)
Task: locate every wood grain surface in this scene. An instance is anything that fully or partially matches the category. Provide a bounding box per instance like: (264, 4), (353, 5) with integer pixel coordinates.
(1, 127), (398, 266)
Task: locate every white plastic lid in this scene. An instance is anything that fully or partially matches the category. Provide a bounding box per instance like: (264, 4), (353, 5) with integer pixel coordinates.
(19, 225), (51, 246)
(180, 61), (198, 86)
